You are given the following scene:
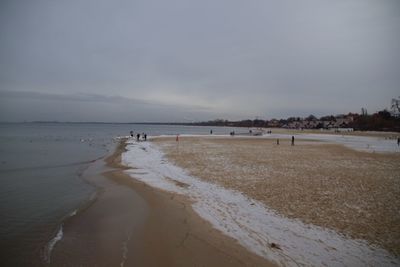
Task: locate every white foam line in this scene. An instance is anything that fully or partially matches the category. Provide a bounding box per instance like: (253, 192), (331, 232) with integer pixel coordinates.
(69, 209), (78, 217)
(122, 140), (400, 267)
(44, 209), (79, 264)
(44, 225), (63, 264)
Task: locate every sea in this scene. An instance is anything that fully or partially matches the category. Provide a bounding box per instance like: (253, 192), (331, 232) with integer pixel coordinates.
(0, 122), (242, 266)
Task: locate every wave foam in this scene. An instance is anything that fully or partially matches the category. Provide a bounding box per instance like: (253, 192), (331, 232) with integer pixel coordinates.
(44, 225), (63, 264)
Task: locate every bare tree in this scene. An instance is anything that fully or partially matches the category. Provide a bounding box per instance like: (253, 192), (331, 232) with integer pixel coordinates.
(361, 107), (368, 116)
(391, 97), (400, 116)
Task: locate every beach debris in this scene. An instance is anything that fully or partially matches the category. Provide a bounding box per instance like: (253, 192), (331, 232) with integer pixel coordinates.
(166, 177), (190, 188)
(270, 242), (281, 250)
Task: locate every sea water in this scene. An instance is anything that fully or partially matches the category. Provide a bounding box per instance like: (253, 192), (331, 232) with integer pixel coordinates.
(0, 122), (241, 266)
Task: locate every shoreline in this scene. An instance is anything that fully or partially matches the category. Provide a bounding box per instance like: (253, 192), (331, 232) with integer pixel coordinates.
(49, 140), (149, 266)
(50, 138), (275, 266)
(107, 166), (275, 267)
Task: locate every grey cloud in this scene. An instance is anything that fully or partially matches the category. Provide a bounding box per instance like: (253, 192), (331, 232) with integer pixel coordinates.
(0, 0), (399, 121)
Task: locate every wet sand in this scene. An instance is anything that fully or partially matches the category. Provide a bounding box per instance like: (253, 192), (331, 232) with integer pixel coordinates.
(50, 140), (275, 266)
(154, 136), (400, 256)
(50, 143), (148, 266)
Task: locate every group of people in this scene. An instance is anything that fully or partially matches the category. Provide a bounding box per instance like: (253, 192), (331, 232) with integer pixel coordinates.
(385, 136), (400, 146)
(130, 131), (147, 141)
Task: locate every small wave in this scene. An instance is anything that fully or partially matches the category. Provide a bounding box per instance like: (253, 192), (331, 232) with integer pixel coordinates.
(69, 209), (78, 217)
(44, 225), (63, 264)
(0, 156), (105, 174)
(43, 209), (78, 264)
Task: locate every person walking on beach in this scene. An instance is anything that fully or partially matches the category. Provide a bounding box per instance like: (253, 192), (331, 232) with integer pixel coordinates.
(210, 129), (213, 135)
(291, 136), (295, 146)
(136, 133), (140, 142)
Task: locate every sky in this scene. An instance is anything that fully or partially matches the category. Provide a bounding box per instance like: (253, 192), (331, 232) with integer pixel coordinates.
(0, 0), (399, 122)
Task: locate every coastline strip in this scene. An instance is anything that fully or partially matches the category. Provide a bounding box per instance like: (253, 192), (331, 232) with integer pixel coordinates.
(49, 139), (273, 267)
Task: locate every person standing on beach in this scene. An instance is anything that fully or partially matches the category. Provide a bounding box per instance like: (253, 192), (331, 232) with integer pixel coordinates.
(291, 136), (295, 146)
(144, 133), (147, 141)
(136, 133), (140, 142)
(277, 138), (279, 145)
(210, 130), (213, 135)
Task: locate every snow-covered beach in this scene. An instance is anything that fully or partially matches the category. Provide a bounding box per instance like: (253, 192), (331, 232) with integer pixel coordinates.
(122, 133), (400, 266)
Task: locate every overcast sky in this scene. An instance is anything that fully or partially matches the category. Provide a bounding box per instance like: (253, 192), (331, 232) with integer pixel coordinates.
(1, 0), (399, 122)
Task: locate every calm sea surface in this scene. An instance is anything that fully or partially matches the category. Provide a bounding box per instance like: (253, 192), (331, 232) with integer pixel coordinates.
(0, 123), (242, 266)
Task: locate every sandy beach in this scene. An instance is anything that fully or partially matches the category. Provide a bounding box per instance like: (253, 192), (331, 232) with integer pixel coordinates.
(116, 132), (400, 266)
(153, 135), (400, 257)
(50, 139), (274, 267)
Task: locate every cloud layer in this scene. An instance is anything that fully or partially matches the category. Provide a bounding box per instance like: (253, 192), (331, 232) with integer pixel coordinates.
(1, 0), (399, 122)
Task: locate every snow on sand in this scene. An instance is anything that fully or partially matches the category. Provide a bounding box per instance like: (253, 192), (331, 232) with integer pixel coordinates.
(122, 139), (399, 267)
(263, 133), (400, 153)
